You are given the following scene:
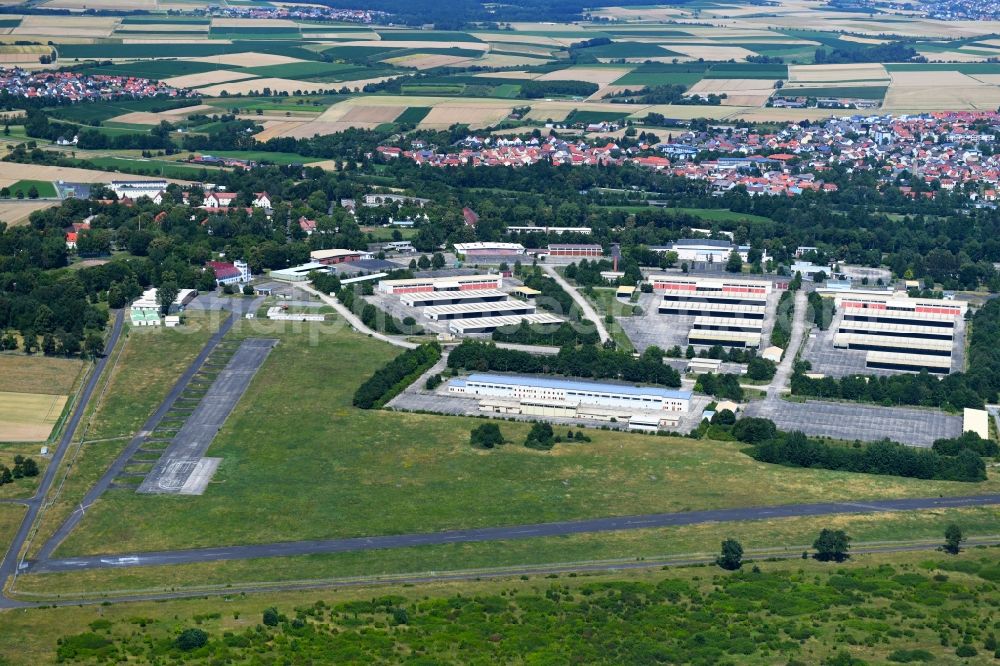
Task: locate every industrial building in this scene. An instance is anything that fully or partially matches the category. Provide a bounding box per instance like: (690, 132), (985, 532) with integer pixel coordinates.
(832, 294), (965, 374)
(507, 226), (592, 235)
(452, 242), (526, 258)
(688, 316), (763, 348)
(399, 289), (508, 308)
(129, 288), (196, 327)
(378, 274), (502, 295)
(449, 373), (691, 412)
(309, 248), (373, 265)
(546, 244), (603, 257)
(654, 276), (771, 320)
(649, 239), (770, 264)
(424, 300), (537, 321)
(269, 262), (329, 282)
(446, 313), (561, 335)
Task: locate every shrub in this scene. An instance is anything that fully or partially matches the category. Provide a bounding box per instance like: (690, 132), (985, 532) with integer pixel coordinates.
(353, 343), (441, 409)
(176, 628), (208, 651)
(524, 422), (554, 450)
(470, 423), (505, 449)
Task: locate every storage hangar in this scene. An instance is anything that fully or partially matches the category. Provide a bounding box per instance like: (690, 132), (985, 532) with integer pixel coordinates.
(378, 274), (502, 295)
(424, 300), (537, 321)
(446, 313), (562, 335)
(399, 289), (508, 308)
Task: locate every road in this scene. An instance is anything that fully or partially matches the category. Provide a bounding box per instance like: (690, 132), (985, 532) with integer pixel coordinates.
(299, 283), (418, 350)
(541, 264), (610, 344)
(27, 493), (1000, 574)
(768, 289), (808, 399)
(0, 310), (124, 607)
(32, 312), (236, 563)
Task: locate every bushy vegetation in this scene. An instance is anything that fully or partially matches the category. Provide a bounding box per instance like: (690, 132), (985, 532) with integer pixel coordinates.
(0, 455), (39, 485)
(470, 422), (505, 448)
(518, 80), (599, 99)
(352, 342), (441, 409)
(448, 341), (681, 388)
(47, 556), (1000, 664)
(808, 291), (833, 330)
(743, 430), (987, 483)
(492, 319), (599, 346)
(694, 372), (744, 401)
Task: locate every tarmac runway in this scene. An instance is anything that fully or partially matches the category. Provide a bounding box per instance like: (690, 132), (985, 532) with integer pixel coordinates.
(137, 338), (277, 494)
(30, 493), (1000, 574)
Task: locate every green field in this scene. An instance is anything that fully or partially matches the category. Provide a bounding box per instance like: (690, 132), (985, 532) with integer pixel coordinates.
(778, 86), (888, 100)
(58, 41), (321, 61)
(5, 180), (57, 198)
(613, 62), (710, 88)
(70, 157), (208, 180)
(565, 109), (631, 124)
(376, 30), (483, 42)
(705, 63), (788, 79)
(6, 549), (1000, 665)
(394, 106), (431, 124)
(202, 150), (322, 164)
(47, 98), (201, 125)
(82, 60), (222, 79)
(238, 60), (388, 81)
(579, 40), (680, 58)
(884, 62), (1000, 73)
(53, 318), (1000, 559)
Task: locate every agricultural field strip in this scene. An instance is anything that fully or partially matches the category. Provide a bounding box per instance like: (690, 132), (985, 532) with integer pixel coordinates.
(29, 494), (1000, 573)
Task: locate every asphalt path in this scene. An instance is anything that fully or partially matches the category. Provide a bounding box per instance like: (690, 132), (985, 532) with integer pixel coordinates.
(33, 312), (236, 563)
(299, 283), (418, 350)
(541, 264), (610, 344)
(768, 289), (808, 399)
(0, 310), (124, 606)
(29, 493), (1000, 574)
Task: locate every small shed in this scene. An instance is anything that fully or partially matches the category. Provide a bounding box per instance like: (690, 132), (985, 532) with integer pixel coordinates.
(761, 346), (783, 363)
(511, 286), (541, 299)
(616, 285), (636, 299)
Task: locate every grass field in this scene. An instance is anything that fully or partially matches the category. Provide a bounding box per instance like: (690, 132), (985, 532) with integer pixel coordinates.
(5, 179), (57, 198)
(613, 62), (710, 88)
(705, 63), (789, 79)
(82, 60), (222, 79)
(6, 549), (1000, 665)
(605, 205), (774, 224)
(0, 355), (84, 394)
(197, 150), (322, 164)
(582, 286), (636, 352)
(566, 109), (631, 124)
(55, 320), (1000, 558)
(69, 156), (208, 180)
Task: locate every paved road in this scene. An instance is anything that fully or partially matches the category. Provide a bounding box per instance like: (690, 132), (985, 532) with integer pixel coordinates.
(541, 264), (610, 344)
(768, 289), (808, 399)
(28, 494), (1000, 574)
(33, 313), (236, 564)
(299, 283), (418, 350)
(0, 310), (125, 607)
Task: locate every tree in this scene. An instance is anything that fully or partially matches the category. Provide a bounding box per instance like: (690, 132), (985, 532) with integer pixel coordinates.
(716, 538), (743, 570)
(175, 628), (208, 651)
(417, 254), (431, 269)
(27, 185), (39, 199)
(431, 252), (445, 269)
(943, 524), (964, 554)
(524, 422), (554, 450)
(813, 529), (851, 562)
(470, 423), (505, 449)
(725, 250), (743, 273)
(262, 607), (280, 626)
(156, 282), (179, 315)
(242, 284), (255, 296)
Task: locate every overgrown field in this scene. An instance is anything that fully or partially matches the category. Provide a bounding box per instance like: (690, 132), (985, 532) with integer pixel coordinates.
(6, 550), (1000, 665)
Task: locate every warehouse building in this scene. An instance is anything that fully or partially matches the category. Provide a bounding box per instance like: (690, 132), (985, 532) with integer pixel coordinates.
(424, 300), (536, 321)
(963, 408), (990, 439)
(470, 374), (691, 413)
(658, 301), (766, 319)
(649, 239), (769, 264)
(507, 225), (592, 235)
(449, 373), (691, 412)
(378, 274), (502, 295)
(447, 313), (561, 335)
(453, 242), (525, 258)
(832, 294), (965, 374)
(309, 248), (373, 265)
(546, 244), (603, 257)
(399, 289), (508, 308)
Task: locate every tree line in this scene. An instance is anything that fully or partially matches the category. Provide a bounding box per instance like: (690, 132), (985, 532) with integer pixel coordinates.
(353, 342), (441, 409)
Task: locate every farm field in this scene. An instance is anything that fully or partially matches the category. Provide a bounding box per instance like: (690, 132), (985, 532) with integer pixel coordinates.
(4, 179), (57, 198)
(0, 354), (82, 444)
(54, 321), (1000, 557)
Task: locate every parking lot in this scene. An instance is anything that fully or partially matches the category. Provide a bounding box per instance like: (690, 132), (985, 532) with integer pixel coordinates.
(744, 397), (962, 447)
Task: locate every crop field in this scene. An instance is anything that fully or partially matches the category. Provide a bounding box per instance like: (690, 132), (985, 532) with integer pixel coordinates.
(614, 62), (710, 88)
(0, 391), (67, 442)
(54, 321), (1000, 557)
(705, 62), (789, 79)
(6, 179), (57, 198)
(81, 60), (222, 79)
(565, 109), (631, 124)
(394, 106), (431, 124)
(776, 85), (889, 100)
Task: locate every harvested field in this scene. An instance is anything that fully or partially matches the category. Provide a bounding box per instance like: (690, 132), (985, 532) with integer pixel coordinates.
(883, 71), (1000, 109)
(537, 66), (633, 86)
(970, 74), (1000, 84)
(667, 45), (757, 60)
(688, 78), (778, 93)
(15, 15), (116, 38)
(337, 105), (408, 123)
(0, 53), (51, 64)
(279, 120), (379, 137)
(919, 50), (994, 63)
(196, 77), (329, 96)
(0, 391), (68, 442)
(473, 70), (540, 80)
(788, 63), (888, 83)
(115, 23), (207, 33)
(475, 53), (549, 68)
(0, 162), (190, 185)
(838, 35), (887, 45)
(186, 52), (307, 67)
(592, 6), (687, 20)
(253, 120), (307, 142)
(0, 200), (57, 226)
(158, 103), (217, 116)
(106, 111), (165, 125)
(386, 53), (479, 70)
(211, 18), (299, 29)
(0, 355), (83, 395)
(335, 39), (488, 51)
(333, 74), (407, 91)
(587, 85), (633, 101)
(471, 33), (562, 46)
(419, 102), (514, 128)
(161, 70), (257, 88)
(721, 94), (772, 106)
(43, 0), (154, 6)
